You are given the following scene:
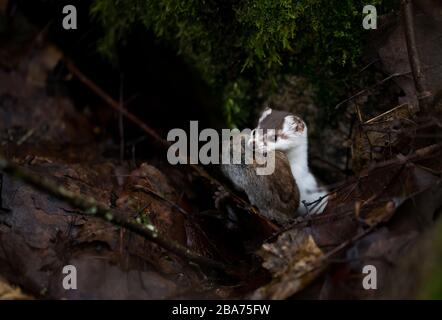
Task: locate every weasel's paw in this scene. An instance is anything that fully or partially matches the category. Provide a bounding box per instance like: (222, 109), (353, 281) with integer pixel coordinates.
(213, 185), (230, 210)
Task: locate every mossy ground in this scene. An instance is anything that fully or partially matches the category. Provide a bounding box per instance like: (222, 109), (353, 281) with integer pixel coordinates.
(91, 0), (399, 127)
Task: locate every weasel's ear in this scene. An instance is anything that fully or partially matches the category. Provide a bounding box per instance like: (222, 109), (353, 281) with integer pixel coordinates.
(258, 107), (272, 124)
(293, 117), (306, 134)
(285, 115), (306, 134)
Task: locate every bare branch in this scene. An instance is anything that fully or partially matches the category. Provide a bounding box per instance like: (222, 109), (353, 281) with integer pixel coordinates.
(402, 0), (433, 112)
(0, 155), (232, 273)
(64, 58), (168, 149)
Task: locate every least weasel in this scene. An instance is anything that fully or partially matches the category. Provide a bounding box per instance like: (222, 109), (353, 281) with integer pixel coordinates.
(249, 107), (328, 214)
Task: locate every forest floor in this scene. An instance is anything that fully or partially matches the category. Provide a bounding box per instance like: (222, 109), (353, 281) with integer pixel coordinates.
(1, 3), (442, 299)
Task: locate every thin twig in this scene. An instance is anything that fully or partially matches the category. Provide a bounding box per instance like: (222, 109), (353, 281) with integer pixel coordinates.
(118, 74), (125, 163)
(311, 155), (347, 175)
(364, 103), (408, 124)
(321, 225), (377, 261)
(334, 72), (410, 110)
(133, 184), (190, 216)
(357, 59), (379, 74)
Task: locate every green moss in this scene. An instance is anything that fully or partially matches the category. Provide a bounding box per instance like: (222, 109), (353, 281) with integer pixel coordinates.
(419, 218), (442, 299)
(91, 0), (399, 127)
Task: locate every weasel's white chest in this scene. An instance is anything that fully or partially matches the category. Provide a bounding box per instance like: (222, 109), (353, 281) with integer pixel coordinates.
(290, 165), (328, 215)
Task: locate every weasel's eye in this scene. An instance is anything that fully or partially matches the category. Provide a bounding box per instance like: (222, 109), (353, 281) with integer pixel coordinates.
(250, 129), (256, 138)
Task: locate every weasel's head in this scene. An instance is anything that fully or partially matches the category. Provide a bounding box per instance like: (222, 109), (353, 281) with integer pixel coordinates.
(249, 107), (307, 153)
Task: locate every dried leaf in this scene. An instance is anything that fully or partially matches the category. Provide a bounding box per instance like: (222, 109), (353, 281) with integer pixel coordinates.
(250, 229), (324, 299)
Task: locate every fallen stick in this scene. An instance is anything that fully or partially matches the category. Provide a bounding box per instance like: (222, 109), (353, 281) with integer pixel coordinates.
(0, 154), (232, 273)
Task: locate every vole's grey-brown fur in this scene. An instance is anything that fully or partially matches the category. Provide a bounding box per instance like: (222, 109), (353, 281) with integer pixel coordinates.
(220, 132), (299, 225)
